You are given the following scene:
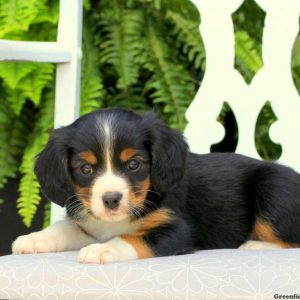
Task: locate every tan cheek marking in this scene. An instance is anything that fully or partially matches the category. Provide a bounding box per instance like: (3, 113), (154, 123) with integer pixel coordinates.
(120, 148), (137, 162)
(128, 177), (151, 206)
(120, 235), (153, 259)
(79, 151), (97, 165)
(73, 184), (93, 210)
(137, 208), (173, 236)
(252, 219), (298, 248)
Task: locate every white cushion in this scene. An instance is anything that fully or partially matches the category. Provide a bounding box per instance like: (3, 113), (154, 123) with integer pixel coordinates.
(0, 249), (299, 299)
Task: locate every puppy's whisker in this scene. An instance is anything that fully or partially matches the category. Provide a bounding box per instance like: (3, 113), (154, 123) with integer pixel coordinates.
(130, 187), (161, 196)
(131, 189), (161, 196)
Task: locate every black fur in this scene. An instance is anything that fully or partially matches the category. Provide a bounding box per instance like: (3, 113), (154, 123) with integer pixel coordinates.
(35, 108), (300, 257)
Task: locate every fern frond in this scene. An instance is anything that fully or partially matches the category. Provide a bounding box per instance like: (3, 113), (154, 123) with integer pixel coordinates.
(143, 16), (194, 130)
(18, 63), (54, 105)
(17, 90), (54, 227)
(17, 169), (42, 227)
(99, 0), (144, 89)
(80, 16), (104, 115)
(255, 101), (282, 160)
(6, 88), (27, 115)
(0, 0), (47, 38)
(235, 30), (263, 83)
(167, 11), (204, 69)
(108, 86), (148, 111)
(0, 102), (31, 188)
(0, 62), (37, 89)
(31, 0), (59, 25)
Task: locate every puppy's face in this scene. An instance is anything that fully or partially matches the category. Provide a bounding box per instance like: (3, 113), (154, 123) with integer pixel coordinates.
(35, 109), (187, 222)
(68, 121), (152, 222)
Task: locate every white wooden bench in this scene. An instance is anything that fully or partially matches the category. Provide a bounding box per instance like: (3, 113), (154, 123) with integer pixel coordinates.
(1, 0), (300, 299)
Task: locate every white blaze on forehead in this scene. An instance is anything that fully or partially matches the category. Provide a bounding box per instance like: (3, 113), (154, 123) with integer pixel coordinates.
(91, 117), (130, 220)
(103, 122), (112, 171)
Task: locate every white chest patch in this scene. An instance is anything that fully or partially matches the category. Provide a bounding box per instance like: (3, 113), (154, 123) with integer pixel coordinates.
(77, 215), (139, 243)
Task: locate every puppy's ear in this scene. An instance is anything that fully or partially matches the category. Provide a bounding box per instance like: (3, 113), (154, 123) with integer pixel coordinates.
(34, 128), (72, 207)
(143, 111), (189, 192)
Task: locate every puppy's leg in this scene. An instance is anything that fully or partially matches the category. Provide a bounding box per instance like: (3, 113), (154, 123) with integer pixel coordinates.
(78, 215), (193, 264)
(12, 219), (96, 254)
(78, 235), (148, 264)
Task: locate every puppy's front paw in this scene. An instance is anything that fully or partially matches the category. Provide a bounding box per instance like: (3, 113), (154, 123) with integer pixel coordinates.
(78, 238), (138, 264)
(78, 244), (118, 264)
(12, 232), (59, 254)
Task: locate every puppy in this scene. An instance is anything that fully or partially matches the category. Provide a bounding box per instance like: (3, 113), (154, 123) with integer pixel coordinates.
(12, 108), (300, 263)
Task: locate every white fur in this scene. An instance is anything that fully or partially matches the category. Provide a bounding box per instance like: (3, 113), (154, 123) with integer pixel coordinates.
(12, 215), (140, 257)
(89, 171), (130, 221)
(239, 240), (282, 250)
(12, 219), (96, 254)
(77, 214), (140, 243)
(78, 237), (138, 264)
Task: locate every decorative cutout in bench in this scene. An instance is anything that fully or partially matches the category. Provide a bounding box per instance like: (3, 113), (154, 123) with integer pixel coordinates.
(185, 0), (300, 172)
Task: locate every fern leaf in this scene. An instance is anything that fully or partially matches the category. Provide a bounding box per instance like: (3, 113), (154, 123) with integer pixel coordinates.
(31, 0), (59, 25)
(0, 0), (47, 38)
(80, 16), (104, 115)
(6, 88), (27, 115)
(235, 30), (263, 83)
(0, 102), (30, 188)
(99, 0), (144, 89)
(108, 86), (148, 111)
(0, 62), (37, 89)
(143, 16), (194, 130)
(17, 169), (42, 227)
(167, 11), (205, 69)
(18, 63), (54, 105)
(17, 91), (54, 227)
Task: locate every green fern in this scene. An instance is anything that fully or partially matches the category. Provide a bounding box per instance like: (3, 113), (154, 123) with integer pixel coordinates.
(0, 0), (48, 38)
(167, 11), (204, 69)
(108, 86), (148, 111)
(17, 90), (54, 227)
(6, 88), (27, 115)
(0, 101), (31, 188)
(235, 30), (263, 83)
(80, 16), (104, 115)
(32, 0), (59, 25)
(0, 62), (37, 89)
(143, 16), (194, 130)
(99, 0), (144, 89)
(255, 101), (282, 160)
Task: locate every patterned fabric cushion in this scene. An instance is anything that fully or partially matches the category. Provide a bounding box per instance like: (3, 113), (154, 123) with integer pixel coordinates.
(0, 249), (300, 299)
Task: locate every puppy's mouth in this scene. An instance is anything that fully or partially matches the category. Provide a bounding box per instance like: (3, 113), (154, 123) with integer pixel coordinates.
(83, 202), (130, 222)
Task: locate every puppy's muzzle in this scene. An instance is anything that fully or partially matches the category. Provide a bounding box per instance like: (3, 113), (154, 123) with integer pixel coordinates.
(102, 192), (122, 210)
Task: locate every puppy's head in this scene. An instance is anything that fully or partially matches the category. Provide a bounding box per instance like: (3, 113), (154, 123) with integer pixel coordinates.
(35, 109), (188, 222)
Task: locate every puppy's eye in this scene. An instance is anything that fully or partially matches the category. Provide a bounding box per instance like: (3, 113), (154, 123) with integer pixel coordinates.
(127, 159), (140, 171)
(80, 164), (93, 175)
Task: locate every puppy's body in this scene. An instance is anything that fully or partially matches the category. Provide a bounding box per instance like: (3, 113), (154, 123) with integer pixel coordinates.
(12, 109), (300, 263)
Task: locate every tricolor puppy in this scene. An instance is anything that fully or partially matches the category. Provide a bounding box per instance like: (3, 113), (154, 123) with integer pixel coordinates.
(12, 108), (300, 263)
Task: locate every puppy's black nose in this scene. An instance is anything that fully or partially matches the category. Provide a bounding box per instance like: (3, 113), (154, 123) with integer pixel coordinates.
(102, 192), (122, 210)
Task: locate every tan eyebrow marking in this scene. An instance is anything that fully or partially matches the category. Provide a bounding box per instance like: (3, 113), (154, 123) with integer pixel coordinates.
(79, 151), (97, 165)
(120, 148), (137, 162)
